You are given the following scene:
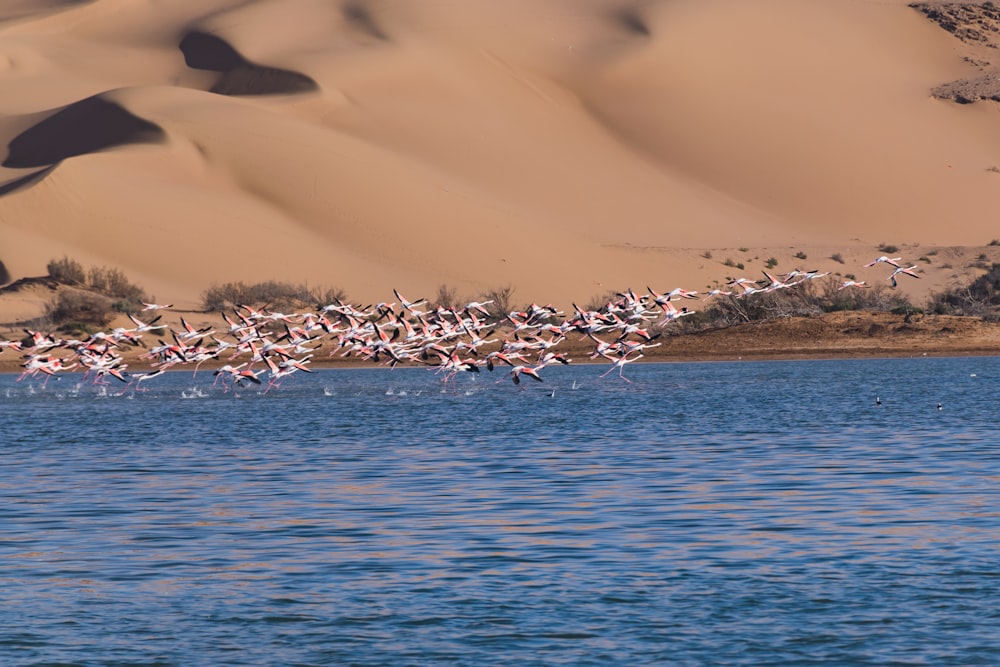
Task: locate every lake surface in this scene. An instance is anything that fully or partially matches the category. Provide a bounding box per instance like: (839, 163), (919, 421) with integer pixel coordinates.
(2, 358), (999, 666)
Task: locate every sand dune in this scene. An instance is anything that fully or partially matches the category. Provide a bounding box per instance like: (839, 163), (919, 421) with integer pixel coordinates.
(2, 0), (1000, 314)
(3, 94), (165, 168)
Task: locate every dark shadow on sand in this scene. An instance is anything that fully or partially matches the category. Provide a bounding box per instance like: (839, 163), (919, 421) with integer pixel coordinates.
(179, 30), (318, 96)
(0, 166), (55, 196)
(2, 95), (165, 170)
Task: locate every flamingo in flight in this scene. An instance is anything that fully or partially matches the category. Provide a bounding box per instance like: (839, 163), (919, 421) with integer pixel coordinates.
(127, 368), (165, 391)
(509, 364), (544, 385)
(887, 265), (920, 288)
(864, 256), (903, 269)
(599, 352), (643, 383)
(393, 288), (428, 315)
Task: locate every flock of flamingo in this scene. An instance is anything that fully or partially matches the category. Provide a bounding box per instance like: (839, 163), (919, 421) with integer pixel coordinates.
(1, 255), (920, 392)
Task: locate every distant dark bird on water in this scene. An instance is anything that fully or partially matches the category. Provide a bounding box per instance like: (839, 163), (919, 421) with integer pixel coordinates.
(876, 396), (882, 407)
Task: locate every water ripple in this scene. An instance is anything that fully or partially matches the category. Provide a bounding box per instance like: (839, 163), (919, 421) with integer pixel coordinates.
(2, 358), (999, 664)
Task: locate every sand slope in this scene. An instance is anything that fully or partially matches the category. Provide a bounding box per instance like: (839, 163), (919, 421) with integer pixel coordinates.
(2, 0), (1000, 312)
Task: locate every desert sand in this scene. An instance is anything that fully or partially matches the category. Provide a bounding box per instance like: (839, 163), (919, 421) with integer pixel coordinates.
(2, 0), (1000, 316)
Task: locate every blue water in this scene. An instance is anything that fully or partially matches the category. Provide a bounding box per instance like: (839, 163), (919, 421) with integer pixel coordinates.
(2, 357), (999, 666)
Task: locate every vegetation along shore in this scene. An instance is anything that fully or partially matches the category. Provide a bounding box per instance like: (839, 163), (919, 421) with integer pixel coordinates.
(3, 256), (1000, 386)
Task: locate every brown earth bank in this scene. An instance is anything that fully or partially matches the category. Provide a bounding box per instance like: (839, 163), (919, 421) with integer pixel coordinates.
(646, 311), (1000, 361)
(3, 310), (999, 376)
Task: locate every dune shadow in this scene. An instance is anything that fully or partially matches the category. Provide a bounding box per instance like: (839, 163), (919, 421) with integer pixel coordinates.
(2, 95), (165, 170)
(343, 1), (389, 41)
(179, 30), (318, 96)
(614, 8), (650, 37)
(0, 259), (9, 286)
(0, 165), (56, 196)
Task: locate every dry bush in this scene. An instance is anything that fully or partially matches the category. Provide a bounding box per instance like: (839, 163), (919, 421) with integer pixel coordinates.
(927, 262), (1000, 321)
(815, 276), (912, 313)
(695, 284), (824, 327)
(203, 281), (346, 312)
(314, 286), (349, 308)
(46, 258), (147, 315)
(432, 284), (459, 310)
(688, 276), (914, 329)
(87, 266), (147, 311)
(47, 256), (86, 284)
(479, 284), (515, 320)
(583, 290), (620, 313)
(87, 266), (109, 292)
(45, 288), (114, 329)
